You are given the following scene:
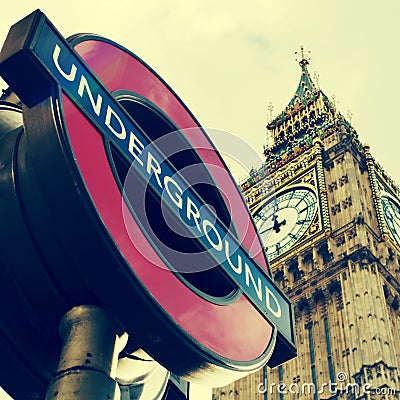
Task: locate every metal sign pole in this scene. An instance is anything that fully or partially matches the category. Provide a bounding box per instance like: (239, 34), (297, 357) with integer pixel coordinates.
(45, 305), (122, 400)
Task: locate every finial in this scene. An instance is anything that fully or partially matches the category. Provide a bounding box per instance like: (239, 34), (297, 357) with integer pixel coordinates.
(313, 72), (320, 89)
(295, 46), (311, 68)
(347, 110), (353, 124)
(267, 102), (274, 123)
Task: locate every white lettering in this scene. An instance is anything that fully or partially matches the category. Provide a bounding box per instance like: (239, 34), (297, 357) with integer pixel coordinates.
(289, 383), (299, 394)
(202, 219), (223, 251)
(318, 383), (328, 394)
(128, 132), (144, 166)
(265, 286), (282, 318)
(53, 44), (77, 81)
(164, 176), (183, 209)
(78, 75), (103, 116)
(257, 382), (267, 394)
(245, 263), (262, 301)
(105, 105), (126, 139)
(186, 196), (202, 233)
(146, 152), (163, 188)
(277, 383), (287, 394)
(302, 383), (316, 395)
(362, 383), (371, 394)
(224, 240), (242, 274)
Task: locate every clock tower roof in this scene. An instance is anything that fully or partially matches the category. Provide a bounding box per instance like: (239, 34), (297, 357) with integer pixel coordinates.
(263, 47), (349, 167)
(267, 47), (322, 132)
(287, 47), (318, 109)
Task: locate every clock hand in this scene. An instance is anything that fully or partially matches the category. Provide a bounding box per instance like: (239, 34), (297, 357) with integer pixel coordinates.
(297, 218), (311, 225)
(259, 226), (274, 235)
(272, 215), (286, 233)
(298, 202), (316, 214)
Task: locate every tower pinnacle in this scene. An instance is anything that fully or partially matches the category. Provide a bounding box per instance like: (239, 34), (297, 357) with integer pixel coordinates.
(285, 46), (316, 109)
(295, 46), (311, 69)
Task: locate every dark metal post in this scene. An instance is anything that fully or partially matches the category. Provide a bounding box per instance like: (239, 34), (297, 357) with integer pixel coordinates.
(45, 305), (122, 400)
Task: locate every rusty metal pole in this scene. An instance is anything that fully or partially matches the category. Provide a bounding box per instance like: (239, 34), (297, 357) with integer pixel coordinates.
(45, 305), (122, 400)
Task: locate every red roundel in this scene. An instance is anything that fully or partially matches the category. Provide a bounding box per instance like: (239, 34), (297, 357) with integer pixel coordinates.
(61, 36), (275, 382)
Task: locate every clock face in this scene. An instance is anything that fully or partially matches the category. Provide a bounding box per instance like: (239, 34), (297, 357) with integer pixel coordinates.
(381, 196), (400, 246)
(254, 188), (318, 260)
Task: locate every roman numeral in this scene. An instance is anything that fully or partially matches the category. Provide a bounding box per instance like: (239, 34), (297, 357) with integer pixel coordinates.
(297, 219), (311, 225)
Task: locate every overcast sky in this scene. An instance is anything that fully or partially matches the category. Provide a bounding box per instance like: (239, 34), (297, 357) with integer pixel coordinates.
(1, 1), (399, 399)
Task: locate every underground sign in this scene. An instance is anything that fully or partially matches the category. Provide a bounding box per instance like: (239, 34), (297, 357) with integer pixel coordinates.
(0, 9), (296, 399)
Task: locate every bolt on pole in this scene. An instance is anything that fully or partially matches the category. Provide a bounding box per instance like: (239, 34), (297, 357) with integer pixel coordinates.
(45, 305), (124, 400)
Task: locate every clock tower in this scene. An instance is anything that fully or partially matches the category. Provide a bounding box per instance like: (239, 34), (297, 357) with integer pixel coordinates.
(213, 49), (400, 399)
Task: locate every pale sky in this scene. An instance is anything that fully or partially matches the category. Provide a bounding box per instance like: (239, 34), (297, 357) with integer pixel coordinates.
(1, 1), (399, 399)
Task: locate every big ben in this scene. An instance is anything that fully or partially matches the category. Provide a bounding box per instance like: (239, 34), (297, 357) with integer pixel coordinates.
(213, 49), (400, 399)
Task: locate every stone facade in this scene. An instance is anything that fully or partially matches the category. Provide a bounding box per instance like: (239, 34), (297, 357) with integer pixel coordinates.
(213, 51), (400, 400)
